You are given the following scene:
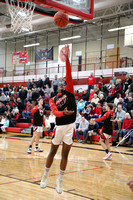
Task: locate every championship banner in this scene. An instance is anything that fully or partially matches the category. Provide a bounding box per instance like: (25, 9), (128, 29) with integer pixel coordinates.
(12, 50), (28, 65)
(35, 47), (53, 62)
(58, 43), (72, 64)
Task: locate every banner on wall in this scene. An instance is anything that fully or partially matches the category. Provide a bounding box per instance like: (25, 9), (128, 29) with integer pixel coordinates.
(35, 47), (53, 62)
(12, 50), (28, 65)
(58, 43), (72, 64)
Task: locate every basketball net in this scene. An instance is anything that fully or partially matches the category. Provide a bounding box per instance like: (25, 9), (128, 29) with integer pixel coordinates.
(6, 0), (35, 34)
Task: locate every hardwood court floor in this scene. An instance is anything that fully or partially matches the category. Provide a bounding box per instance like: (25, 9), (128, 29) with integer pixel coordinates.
(0, 134), (133, 200)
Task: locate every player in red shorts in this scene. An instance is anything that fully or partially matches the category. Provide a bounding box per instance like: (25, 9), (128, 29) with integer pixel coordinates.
(27, 97), (46, 154)
(94, 103), (114, 160)
(40, 45), (76, 194)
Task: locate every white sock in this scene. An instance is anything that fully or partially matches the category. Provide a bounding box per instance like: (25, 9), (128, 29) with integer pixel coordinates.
(58, 170), (65, 181)
(44, 167), (50, 177)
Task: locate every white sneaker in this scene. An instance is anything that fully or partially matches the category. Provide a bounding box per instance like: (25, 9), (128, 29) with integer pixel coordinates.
(103, 152), (112, 160)
(27, 148), (32, 154)
(56, 178), (63, 194)
(34, 148), (43, 152)
(40, 175), (48, 188)
(107, 156), (112, 161)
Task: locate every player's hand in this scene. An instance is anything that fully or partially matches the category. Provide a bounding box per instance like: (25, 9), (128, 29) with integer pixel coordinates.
(63, 107), (74, 115)
(61, 45), (69, 61)
(127, 179), (133, 191)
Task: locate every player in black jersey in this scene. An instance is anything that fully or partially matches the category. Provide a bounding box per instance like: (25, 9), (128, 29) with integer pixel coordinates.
(40, 45), (76, 194)
(27, 97), (46, 154)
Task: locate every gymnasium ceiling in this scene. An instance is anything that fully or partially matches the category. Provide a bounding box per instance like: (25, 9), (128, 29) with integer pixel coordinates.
(0, 0), (133, 40)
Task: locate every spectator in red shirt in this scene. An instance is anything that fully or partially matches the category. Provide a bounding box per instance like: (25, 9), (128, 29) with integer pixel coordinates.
(88, 103), (96, 120)
(87, 73), (96, 95)
(119, 113), (133, 145)
(44, 93), (50, 110)
(22, 101), (34, 119)
(106, 85), (115, 102)
(95, 103), (102, 117)
(98, 75), (105, 90)
(88, 89), (95, 102)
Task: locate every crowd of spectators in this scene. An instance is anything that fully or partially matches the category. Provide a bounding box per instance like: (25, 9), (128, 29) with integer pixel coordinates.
(0, 73), (133, 146)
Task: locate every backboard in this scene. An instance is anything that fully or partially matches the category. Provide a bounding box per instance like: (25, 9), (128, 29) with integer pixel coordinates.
(18, 0), (94, 21)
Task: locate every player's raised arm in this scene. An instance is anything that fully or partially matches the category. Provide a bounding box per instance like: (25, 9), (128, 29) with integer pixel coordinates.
(61, 45), (74, 94)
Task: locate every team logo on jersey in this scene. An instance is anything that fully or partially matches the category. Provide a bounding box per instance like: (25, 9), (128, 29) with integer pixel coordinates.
(39, 109), (43, 116)
(56, 94), (67, 108)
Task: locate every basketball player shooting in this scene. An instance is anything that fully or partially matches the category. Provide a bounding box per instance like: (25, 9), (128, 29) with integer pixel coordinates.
(27, 97), (46, 154)
(40, 45), (77, 194)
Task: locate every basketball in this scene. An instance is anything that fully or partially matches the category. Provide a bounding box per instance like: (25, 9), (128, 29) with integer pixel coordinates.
(54, 11), (69, 27)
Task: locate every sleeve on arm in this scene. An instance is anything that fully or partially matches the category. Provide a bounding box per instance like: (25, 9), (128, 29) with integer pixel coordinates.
(95, 112), (109, 122)
(65, 60), (74, 94)
(50, 98), (64, 117)
(31, 105), (38, 115)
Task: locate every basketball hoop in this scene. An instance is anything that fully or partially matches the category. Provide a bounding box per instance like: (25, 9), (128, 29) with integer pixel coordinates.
(6, 0), (35, 33)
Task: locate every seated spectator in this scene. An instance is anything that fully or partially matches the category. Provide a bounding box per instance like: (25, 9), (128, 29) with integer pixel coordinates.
(115, 79), (122, 95)
(95, 103), (102, 118)
(22, 101), (33, 119)
(0, 116), (9, 133)
(49, 88), (55, 99)
(119, 113), (133, 145)
(98, 94), (105, 106)
(117, 97), (126, 109)
(44, 93), (50, 110)
(100, 85), (108, 98)
(75, 116), (89, 143)
(112, 104), (126, 130)
(38, 87), (44, 97)
(44, 84), (50, 95)
(94, 85), (100, 95)
(77, 98), (85, 113)
(76, 111), (82, 129)
(46, 111), (56, 139)
(0, 92), (7, 105)
(124, 74), (132, 92)
(106, 80), (113, 91)
(114, 93), (121, 106)
(106, 85), (115, 102)
(11, 105), (19, 117)
(91, 94), (99, 104)
(88, 89), (95, 102)
(16, 98), (25, 113)
(27, 90), (32, 103)
(0, 103), (6, 115)
(81, 90), (89, 101)
(88, 103), (96, 120)
(126, 97), (133, 118)
(59, 77), (65, 86)
(98, 75), (105, 90)
(83, 119), (99, 144)
(82, 104), (91, 119)
(0, 115), (6, 125)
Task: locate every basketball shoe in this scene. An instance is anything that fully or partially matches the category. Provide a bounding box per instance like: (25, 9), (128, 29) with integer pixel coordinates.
(56, 178), (63, 194)
(34, 147), (43, 152)
(40, 174), (48, 188)
(103, 152), (112, 160)
(27, 147), (32, 154)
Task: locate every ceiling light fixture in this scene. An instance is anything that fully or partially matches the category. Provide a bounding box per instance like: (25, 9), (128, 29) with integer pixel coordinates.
(24, 43), (40, 47)
(108, 25), (133, 32)
(60, 35), (81, 41)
